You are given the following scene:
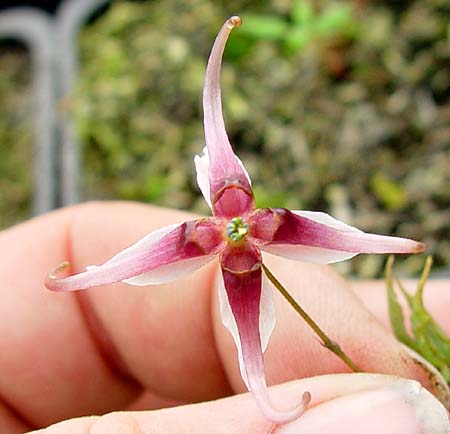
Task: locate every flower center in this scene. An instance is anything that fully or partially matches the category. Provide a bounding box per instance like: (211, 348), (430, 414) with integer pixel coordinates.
(226, 216), (249, 243)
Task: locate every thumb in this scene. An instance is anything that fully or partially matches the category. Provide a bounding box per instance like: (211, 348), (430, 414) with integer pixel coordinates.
(29, 374), (448, 434)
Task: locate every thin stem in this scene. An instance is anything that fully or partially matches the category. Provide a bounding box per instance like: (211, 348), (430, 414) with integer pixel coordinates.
(262, 263), (361, 373)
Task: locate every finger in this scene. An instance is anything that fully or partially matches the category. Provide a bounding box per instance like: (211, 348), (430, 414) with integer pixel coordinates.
(212, 252), (447, 402)
(0, 202), (445, 430)
(67, 202), (230, 401)
(0, 401), (29, 434)
(0, 206), (141, 428)
(68, 203), (443, 403)
(352, 279), (450, 332)
(29, 374), (448, 434)
(0, 202), (227, 429)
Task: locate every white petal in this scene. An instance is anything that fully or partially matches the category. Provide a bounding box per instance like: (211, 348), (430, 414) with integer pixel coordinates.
(293, 210), (362, 233)
(123, 255), (216, 286)
(261, 210), (361, 264)
(218, 273), (247, 385)
(236, 155), (252, 187)
(217, 271), (276, 388)
(259, 272), (276, 352)
(194, 147), (212, 208)
(261, 244), (358, 264)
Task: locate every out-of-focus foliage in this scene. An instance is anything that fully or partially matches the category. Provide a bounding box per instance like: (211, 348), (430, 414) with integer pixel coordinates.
(236, 0), (357, 54)
(74, 0), (450, 277)
(0, 0), (449, 277)
(0, 43), (32, 228)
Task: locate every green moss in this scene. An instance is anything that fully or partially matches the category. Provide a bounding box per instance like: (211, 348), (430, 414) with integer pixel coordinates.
(1, 0), (449, 276)
(59, 0), (450, 275)
(0, 44), (32, 228)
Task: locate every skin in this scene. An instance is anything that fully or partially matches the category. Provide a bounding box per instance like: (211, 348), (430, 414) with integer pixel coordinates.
(0, 201), (448, 433)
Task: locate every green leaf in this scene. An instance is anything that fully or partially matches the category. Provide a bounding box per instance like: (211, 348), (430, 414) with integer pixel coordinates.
(316, 4), (354, 37)
(144, 175), (168, 202)
(291, 0), (315, 26)
(239, 15), (288, 41)
(370, 172), (407, 211)
(253, 185), (289, 209)
(283, 26), (313, 53)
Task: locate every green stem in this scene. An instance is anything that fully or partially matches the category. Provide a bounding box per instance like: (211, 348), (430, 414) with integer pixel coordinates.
(262, 263), (361, 373)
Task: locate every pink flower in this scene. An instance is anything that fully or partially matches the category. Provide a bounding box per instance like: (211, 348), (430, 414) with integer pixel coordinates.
(46, 16), (424, 424)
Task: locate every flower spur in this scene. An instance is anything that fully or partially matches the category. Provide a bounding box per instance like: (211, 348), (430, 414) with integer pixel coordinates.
(46, 16), (424, 424)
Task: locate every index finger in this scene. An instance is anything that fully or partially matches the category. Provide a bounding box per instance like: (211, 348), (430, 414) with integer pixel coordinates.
(0, 201), (443, 431)
(0, 202), (229, 430)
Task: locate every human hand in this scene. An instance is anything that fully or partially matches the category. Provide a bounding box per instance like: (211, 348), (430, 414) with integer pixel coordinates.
(0, 202), (448, 433)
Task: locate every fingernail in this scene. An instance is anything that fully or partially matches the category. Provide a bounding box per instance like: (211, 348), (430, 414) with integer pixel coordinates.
(276, 380), (449, 434)
(402, 343), (450, 408)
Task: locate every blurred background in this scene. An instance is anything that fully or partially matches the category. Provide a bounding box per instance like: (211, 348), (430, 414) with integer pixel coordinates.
(0, 0), (449, 277)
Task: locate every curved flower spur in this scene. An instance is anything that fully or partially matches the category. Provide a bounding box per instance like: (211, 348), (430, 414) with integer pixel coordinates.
(46, 16), (425, 424)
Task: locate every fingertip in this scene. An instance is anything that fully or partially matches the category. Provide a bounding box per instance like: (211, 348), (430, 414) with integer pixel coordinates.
(87, 413), (141, 434)
(30, 375), (449, 434)
(276, 377), (449, 434)
(25, 416), (98, 434)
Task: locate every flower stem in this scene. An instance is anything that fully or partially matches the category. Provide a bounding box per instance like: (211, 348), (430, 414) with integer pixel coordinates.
(262, 263), (361, 373)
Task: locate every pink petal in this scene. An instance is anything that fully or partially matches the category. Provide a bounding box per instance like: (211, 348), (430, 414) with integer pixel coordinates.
(252, 209), (424, 263)
(203, 16), (254, 217)
(194, 146), (252, 211)
(219, 243), (310, 423)
(46, 220), (223, 292)
(218, 265), (276, 387)
(255, 210), (360, 263)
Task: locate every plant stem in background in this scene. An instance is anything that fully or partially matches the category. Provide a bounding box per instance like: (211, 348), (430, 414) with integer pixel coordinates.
(386, 256), (450, 383)
(262, 263), (361, 373)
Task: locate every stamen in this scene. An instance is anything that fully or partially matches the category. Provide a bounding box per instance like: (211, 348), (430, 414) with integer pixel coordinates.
(226, 216), (249, 242)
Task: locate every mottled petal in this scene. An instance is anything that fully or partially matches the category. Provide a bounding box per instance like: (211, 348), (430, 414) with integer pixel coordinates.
(257, 209), (424, 263)
(219, 243), (309, 423)
(203, 16), (254, 216)
(46, 220), (223, 292)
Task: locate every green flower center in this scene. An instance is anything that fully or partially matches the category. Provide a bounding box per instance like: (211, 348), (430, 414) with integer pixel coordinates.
(226, 217), (249, 242)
